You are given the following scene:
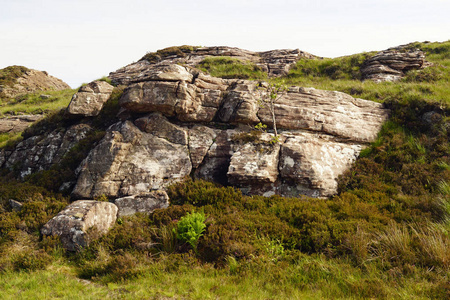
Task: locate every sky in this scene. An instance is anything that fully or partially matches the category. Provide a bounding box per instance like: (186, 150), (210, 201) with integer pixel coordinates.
(1, 0), (449, 88)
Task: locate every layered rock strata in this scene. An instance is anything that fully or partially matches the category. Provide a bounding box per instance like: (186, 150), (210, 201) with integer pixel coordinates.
(361, 49), (426, 82)
(1, 50), (390, 199)
(71, 63), (388, 198)
(109, 46), (316, 85)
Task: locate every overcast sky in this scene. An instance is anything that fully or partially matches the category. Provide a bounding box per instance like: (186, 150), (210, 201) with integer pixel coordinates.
(1, 0), (449, 88)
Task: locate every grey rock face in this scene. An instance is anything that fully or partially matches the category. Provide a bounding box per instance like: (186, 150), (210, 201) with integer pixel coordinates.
(361, 49), (426, 82)
(114, 190), (169, 217)
(188, 125), (217, 169)
(66, 81), (114, 117)
(228, 133), (283, 185)
(278, 132), (362, 197)
(41, 200), (118, 251)
(1, 124), (92, 178)
(72, 120), (192, 199)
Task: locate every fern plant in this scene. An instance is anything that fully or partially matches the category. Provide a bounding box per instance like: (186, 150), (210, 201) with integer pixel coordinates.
(173, 211), (206, 253)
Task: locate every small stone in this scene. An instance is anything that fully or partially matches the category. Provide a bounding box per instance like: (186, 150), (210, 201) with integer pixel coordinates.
(9, 199), (23, 212)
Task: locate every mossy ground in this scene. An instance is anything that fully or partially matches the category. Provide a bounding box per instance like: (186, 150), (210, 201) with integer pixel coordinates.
(0, 41), (450, 298)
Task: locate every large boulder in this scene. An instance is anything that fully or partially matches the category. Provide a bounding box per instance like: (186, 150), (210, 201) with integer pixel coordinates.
(66, 80), (114, 117)
(1, 47), (393, 200)
(41, 200), (118, 251)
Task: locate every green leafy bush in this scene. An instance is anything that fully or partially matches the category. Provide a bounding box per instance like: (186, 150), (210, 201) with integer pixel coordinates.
(174, 211), (207, 253)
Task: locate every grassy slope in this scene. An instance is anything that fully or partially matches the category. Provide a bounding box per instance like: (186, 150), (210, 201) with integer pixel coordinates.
(0, 88), (76, 148)
(0, 41), (450, 299)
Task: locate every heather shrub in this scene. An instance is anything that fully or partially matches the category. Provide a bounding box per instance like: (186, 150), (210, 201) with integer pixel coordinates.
(167, 178), (242, 208)
(12, 249), (52, 271)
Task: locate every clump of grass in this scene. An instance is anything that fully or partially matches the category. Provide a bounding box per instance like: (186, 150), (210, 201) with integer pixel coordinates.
(197, 56), (268, 79)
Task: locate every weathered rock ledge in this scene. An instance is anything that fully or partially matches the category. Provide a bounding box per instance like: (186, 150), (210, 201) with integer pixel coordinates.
(109, 46), (316, 85)
(70, 62), (389, 199)
(361, 48), (427, 82)
(1, 48), (390, 200)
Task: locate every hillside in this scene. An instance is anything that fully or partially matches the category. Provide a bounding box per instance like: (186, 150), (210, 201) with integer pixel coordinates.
(0, 41), (449, 299)
(0, 66), (75, 148)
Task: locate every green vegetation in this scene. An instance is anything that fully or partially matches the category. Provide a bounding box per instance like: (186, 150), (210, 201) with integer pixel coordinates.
(0, 88), (75, 116)
(287, 52), (374, 80)
(0, 41), (449, 298)
(274, 40), (450, 106)
(198, 56), (268, 79)
(173, 211), (206, 253)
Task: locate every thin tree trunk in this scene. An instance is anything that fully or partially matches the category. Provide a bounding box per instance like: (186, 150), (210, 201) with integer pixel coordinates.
(270, 99), (278, 137)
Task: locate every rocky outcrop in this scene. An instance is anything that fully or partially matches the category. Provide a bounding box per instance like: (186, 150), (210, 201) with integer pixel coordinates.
(361, 48), (427, 82)
(114, 190), (169, 217)
(66, 81), (114, 117)
(1, 124), (92, 178)
(0, 115), (44, 134)
(0, 66), (70, 99)
(41, 200), (118, 251)
(1, 47), (391, 199)
(109, 46), (316, 85)
(71, 62), (389, 198)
